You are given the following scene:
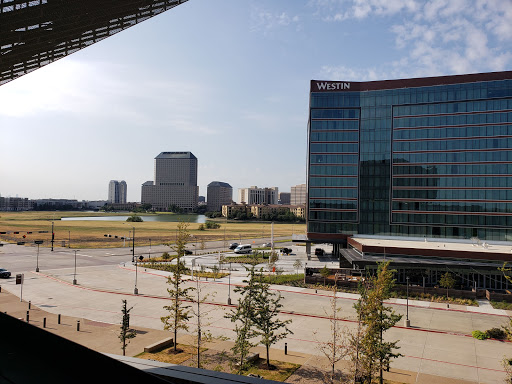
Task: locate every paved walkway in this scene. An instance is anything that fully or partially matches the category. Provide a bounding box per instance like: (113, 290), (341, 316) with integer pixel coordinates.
(0, 288), (494, 384)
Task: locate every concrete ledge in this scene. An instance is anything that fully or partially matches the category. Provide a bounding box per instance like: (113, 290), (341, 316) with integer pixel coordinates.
(144, 337), (174, 353)
(236, 352), (259, 367)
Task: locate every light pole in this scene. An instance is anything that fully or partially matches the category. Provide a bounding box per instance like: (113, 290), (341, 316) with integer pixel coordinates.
(73, 250), (77, 285)
(228, 262), (232, 305)
(131, 227), (135, 262)
(149, 238), (151, 259)
(134, 257), (139, 295)
(35, 240), (43, 272)
(51, 221), (54, 252)
(405, 276), (410, 327)
(68, 231), (71, 248)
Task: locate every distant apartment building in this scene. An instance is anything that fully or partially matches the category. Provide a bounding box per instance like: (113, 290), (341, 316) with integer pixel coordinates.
(238, 186), (278, 205)
(221, 203), (305, 219)
(278, 192), (291, 205)
(108, 180), (127, 204)
(250, 204), (305, 219)
(34, 199), (81, 209)
(291, 183), (307, 205)
(0, 196), (33, 211)
(141, 152), (198, 212)
(222, 203), (249, 218)
(207, 181), (232, 212)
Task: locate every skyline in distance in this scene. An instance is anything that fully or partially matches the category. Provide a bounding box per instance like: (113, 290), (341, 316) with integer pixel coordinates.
(1, 0), (511, 201)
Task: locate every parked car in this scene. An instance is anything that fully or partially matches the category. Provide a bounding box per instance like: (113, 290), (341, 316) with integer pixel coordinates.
(281, 247), (292, 255)
(262, 243), (273, 248)
(229, 243), (239, 250)
(0, 268), (11, 278)
(234, 244), (252, 254)
(184, 250), (193, 255)
(315, 248), (324, 256)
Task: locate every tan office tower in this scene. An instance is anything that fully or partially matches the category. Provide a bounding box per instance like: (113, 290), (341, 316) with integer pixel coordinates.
(207, 181), (232, 212)
(291, 183), (306, 205)
(141, 152), (198, 212)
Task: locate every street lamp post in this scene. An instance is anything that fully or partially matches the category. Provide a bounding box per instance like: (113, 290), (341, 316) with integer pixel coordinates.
(73, 250), (77, 285)
(36, 243), (40, 272)
(405, 276), (410, 327)
(51, 221), (54, 252)
(149, 238), (151, 259)
(228, 262), (232, 305)
(134, 258), (139, 295)
(131, 227), (135, 262)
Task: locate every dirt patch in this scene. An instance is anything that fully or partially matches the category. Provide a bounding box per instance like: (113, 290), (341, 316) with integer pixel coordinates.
(139, 345), (299, 381)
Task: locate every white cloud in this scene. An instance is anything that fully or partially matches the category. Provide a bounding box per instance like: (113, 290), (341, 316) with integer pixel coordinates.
(311, 0), (418, 21)
(250, 6), (301, 33)
(318, 65), (385, 81)
(314, 0), (512, 78)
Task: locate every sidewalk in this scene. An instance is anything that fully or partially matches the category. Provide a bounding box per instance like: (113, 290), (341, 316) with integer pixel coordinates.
(0, 288), (479, 384)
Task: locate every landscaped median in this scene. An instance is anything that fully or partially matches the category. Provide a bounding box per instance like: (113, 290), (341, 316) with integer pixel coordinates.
(136, 342), (300, 381)
(139, 262), (229, 280)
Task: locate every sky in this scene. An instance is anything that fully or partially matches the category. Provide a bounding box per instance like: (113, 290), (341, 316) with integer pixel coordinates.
(1, 0), (511, 203)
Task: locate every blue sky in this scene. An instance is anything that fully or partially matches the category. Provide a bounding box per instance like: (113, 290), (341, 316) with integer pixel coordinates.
(1, 0), (511, 202)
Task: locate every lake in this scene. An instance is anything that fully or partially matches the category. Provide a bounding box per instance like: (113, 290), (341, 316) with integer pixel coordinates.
(62, 214), (207, 223)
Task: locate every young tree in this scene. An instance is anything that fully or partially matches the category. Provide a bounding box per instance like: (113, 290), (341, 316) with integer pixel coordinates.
(191, 277), (215, 368)
(219, 253), (226, 272)
(161, 222), (195, 352)
(253, 275), (293, 369)
(439, 271), (456, 298)
(320, 265), (330, 285)
(119, 300), (137, 356)
(293, 259), (303, 275)
(225, 266), (261, 373)
(317, 280), (350, 383)
(211, 265), (220, 281)
(269, 251), (279, 266)
(353, 262), (402, 384)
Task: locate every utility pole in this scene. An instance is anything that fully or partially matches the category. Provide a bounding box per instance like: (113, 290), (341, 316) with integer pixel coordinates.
(51, 221), (54, 251)
(73, 250), (77, 285)
(132, 227), (135, 262)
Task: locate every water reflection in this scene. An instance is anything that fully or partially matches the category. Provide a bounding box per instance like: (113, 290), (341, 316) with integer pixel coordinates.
(62, 214), (206, 223)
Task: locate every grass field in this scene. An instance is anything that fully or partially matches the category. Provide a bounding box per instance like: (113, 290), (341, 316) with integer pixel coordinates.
(0, 211), (305, 249)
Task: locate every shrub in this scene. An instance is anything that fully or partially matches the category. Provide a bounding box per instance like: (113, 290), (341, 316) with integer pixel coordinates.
(126, 215), (143, 222)
(162, 252), (170, 260)
(486, 327), (507, 340)
(205, 221), (221, 229)
(472, 330), (489, 340)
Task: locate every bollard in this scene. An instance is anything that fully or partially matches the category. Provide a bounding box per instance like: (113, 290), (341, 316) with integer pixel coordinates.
(26, 311), (29, 323)
(0, 285), (2, 293)
(285, 342), (288, 355)
(58, 314), (61, 324)
(43, 318), (46, 328)
(77, 320), (80, 331)
(28, 301), (31, 309)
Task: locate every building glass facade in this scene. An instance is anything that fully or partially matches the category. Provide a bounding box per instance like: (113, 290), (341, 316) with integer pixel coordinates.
(308, 71), (512, 242)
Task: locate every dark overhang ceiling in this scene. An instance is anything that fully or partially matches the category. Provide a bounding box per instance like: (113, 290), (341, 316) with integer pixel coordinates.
(0, 0), (188, 86)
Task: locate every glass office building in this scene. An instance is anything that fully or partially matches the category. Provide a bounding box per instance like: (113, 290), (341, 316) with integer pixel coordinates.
(308, 71), (512, 244)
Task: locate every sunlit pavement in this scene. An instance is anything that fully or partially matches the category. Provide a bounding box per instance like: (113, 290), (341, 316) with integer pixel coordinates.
(1, 242), (511, 383)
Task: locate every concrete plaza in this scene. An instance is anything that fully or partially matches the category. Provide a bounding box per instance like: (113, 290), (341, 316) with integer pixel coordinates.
(1, 242), (511, 383)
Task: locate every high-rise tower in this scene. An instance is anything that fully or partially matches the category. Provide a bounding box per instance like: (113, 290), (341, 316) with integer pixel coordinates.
(141, 152), (198, 211)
